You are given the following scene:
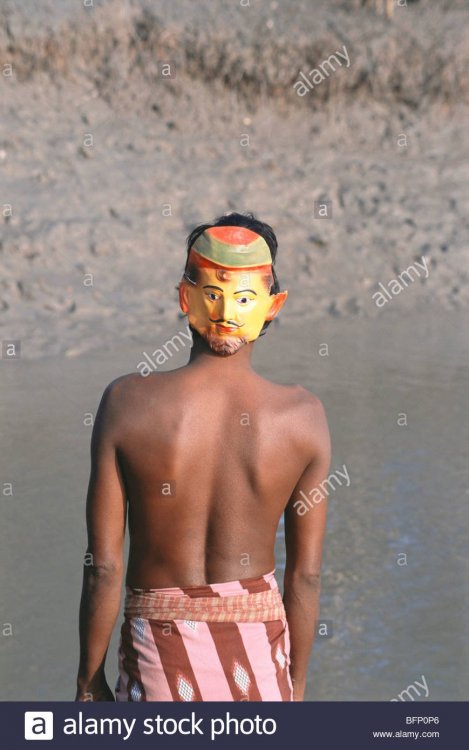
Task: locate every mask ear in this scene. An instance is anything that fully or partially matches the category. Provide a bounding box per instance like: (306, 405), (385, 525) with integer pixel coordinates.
(179, 281), (191, 314)
(265, 290), (288, 321)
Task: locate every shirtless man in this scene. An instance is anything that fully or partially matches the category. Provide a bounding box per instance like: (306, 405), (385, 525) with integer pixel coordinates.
(75, 212), (331, 702)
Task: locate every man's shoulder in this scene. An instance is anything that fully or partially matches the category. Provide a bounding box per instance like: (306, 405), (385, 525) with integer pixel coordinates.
(289, 385), (328, 430)
(293, 385), (327, 415)
(96, 372), (171, 434)
(103, 369), (181, 413)
(258, 379), (328, 435)
(100, 371), (158, 412)
(278, 384), (329, 450)
(295, 388), (330, 460)
(105, 369), (171, 394)
(263, 383), (330, 468)
(264, 379), (325, 412)
(103, 372), (141, 399)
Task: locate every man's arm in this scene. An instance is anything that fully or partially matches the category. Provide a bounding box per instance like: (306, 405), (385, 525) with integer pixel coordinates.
(75, 380), (127, 701)
(283, 394), (331, 701)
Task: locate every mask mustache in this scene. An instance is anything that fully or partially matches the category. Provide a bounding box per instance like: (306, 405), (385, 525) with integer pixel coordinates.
(209, 318), (241, 327)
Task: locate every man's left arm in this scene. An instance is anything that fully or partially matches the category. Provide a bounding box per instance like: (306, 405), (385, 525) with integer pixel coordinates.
(75, 381), (127, 701)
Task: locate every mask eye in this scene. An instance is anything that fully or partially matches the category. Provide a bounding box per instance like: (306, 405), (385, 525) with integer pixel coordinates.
(206, 291), (220, 301)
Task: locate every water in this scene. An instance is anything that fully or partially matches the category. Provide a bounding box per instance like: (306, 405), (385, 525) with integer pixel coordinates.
(1, 308), (468, 700)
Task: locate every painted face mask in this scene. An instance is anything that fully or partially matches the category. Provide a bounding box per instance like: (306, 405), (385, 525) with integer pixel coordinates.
(179, 225), (288, 356)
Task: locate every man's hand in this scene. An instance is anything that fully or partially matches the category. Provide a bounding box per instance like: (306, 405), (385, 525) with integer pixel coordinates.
(76, 380), (127, 705)
(283, 393), (331, 701)
(75, 677), (115, 702)
(292, 677), (306, 702)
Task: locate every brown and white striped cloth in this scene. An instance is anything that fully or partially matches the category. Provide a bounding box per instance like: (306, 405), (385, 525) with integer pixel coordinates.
(114, 569), (293, 701)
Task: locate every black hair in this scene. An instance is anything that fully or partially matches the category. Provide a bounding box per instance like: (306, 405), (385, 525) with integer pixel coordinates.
(182, 211), (282, 335)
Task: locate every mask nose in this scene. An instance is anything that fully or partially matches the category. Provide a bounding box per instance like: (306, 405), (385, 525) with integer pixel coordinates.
(220, 296), (240, 324)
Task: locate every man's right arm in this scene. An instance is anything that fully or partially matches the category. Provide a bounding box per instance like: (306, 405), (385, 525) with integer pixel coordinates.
(283, 395), (331, 701)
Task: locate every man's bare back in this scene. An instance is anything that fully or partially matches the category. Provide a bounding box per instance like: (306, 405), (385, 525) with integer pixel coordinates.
(105, 364), (324, 589)
(76, 215), (331, 703)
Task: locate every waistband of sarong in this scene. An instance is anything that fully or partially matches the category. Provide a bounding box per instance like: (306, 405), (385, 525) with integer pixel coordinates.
(124, 569), (286, 623)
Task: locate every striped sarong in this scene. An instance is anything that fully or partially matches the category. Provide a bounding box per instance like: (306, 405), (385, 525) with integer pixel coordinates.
(114, 569), (293, 701)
